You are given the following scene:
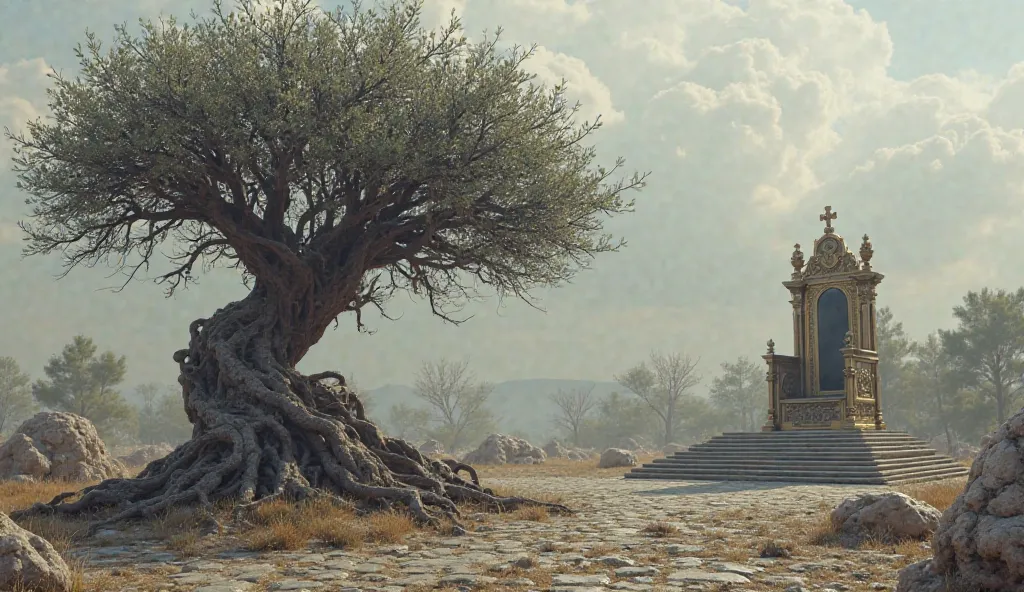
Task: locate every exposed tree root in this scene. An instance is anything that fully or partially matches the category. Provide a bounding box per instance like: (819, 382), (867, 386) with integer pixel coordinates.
(10, 296), (572, 533)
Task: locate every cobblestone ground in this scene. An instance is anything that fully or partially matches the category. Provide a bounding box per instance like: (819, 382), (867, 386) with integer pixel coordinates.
(74, 477), (918, 592)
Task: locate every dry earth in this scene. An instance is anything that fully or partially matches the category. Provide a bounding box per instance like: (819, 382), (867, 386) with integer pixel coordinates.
(1, 455), (967, 592)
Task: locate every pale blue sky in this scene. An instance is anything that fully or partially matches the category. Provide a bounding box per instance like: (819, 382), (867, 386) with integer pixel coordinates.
(2, 0), (1023, 391)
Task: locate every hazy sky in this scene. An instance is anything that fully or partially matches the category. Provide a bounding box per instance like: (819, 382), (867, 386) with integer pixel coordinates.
(2, 0), (1024, 392)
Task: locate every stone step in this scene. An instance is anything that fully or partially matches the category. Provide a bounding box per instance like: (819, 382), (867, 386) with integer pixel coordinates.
(649, 455), (962, 470)
(654, 461), (969, 477)
(627, 430), (966, 484)
(707, 436), (919, 445)
(688, 442), (937, 450)
(668, 449), (938, 461)
(625, 465), (968, 484)
(713, 435), (918, 443)
(685, 447), (936, 458)
(623, 466), (968, 485)
(697, 437), (929, 445)
(717, 430), (916, 439)
(627, 462), (965, 478)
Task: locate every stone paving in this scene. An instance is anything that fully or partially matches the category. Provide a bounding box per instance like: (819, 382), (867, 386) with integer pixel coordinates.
(72, 477), (917, 592)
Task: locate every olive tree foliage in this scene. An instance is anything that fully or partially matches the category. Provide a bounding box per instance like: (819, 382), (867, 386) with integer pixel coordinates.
(7, 0), (639, 527)
(0, 357), (36, 436)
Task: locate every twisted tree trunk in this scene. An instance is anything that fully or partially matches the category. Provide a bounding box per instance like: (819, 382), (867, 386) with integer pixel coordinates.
(13, 287), (570, 530)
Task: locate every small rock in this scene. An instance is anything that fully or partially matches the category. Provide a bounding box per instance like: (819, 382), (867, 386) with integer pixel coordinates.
(438, 574), (498, 587)
(551, 573), (613, 586)
(668, 569), (751, 584)
(598, 448), (637, 468)
(598, 556), (636, 567)
(194, 583), (253, 592)
(268, 580), (324, 590)
(0, 511), (72, 592)
(615, 566), (660, 577)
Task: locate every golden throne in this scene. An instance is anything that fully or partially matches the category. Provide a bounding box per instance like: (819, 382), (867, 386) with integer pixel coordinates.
(762, 206), (886, 431)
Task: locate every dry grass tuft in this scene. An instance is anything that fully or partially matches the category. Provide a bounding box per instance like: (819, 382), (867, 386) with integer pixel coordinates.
(0, 479), (101, 516)
(806, 513), (843, 547)
(641, 521), (680, 537)
(759, 539), (793, 558)
(165, 529), (203, 557)
(509, 505), (550, 522)
(898, 478), (966, 512)
(240, 496), (392, 551)
(488, 485), (566, 505)
(583, 542), (619, 558)
(14, 515), (90, 555)
(365, 511), (416, 543)
(475, 455), (658, 479)
(235, 495), (416, 552)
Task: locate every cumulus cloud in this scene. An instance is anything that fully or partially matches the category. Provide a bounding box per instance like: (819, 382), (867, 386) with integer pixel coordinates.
(420, 0), (1024, 353)
(4, 0), (1024, 387)
(526, 46), (624, 125)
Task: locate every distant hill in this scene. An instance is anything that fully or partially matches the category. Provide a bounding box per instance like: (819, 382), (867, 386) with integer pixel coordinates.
(365, 379), (623, 443)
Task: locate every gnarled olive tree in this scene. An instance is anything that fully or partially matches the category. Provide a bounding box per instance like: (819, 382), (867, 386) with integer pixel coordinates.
(7, 0), (643, 528)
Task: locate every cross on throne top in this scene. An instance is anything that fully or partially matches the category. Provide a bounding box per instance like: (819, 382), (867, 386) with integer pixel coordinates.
(762, 206), (887, 431)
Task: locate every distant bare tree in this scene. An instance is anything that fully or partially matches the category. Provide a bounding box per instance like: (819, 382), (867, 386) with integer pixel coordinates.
(387, 402), (433, 442)
(616, 351), (702, 445)
(550, 385), (597, 445)
(414, 359), (495, 451)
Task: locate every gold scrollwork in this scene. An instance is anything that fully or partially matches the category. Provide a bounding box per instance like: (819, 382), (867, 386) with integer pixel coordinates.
(855, 401), (875, 419)
(785, 401), (841, 424)
(855, 368), (874, 398)
(803, 235), (860, 279)
(780, 372), (799, 398)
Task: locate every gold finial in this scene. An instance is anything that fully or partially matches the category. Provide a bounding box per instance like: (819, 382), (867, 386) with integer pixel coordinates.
(860, 234), (874, 270)
(820, 205), (837, 234)
(790, 243), (804, 277)
(767, 339), (775, 354)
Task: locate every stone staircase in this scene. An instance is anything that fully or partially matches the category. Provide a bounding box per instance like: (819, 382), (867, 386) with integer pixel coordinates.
(624, 430), (970, 485)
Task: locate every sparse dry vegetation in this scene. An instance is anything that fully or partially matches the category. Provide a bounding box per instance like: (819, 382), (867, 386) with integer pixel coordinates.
(641, 521), (680, 537)
(0, 447), (975, 592)
(475, 455), (658, 479)
(899, 478), (966, 511)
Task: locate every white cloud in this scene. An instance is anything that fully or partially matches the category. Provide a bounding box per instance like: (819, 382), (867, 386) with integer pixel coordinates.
(527, 46), (624, 125)
(0, 220), (19, 244)
(6, 0), (1024, 387)
(439, 0), (1024, 350)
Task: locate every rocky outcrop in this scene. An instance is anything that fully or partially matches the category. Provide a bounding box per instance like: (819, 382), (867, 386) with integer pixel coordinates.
(462, 434), (546, 465)
(599, 448), (638, 469)
(119, 443), (175, 467)
(897, 406), (1024, 592)
(542, 439), (594, 461)
(0, 412), (126, 482)
(418, 439), (445, 457)
(0, 511), (72, 592)
(831, 492), (941, 545)
(662, 443), (687, 455)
